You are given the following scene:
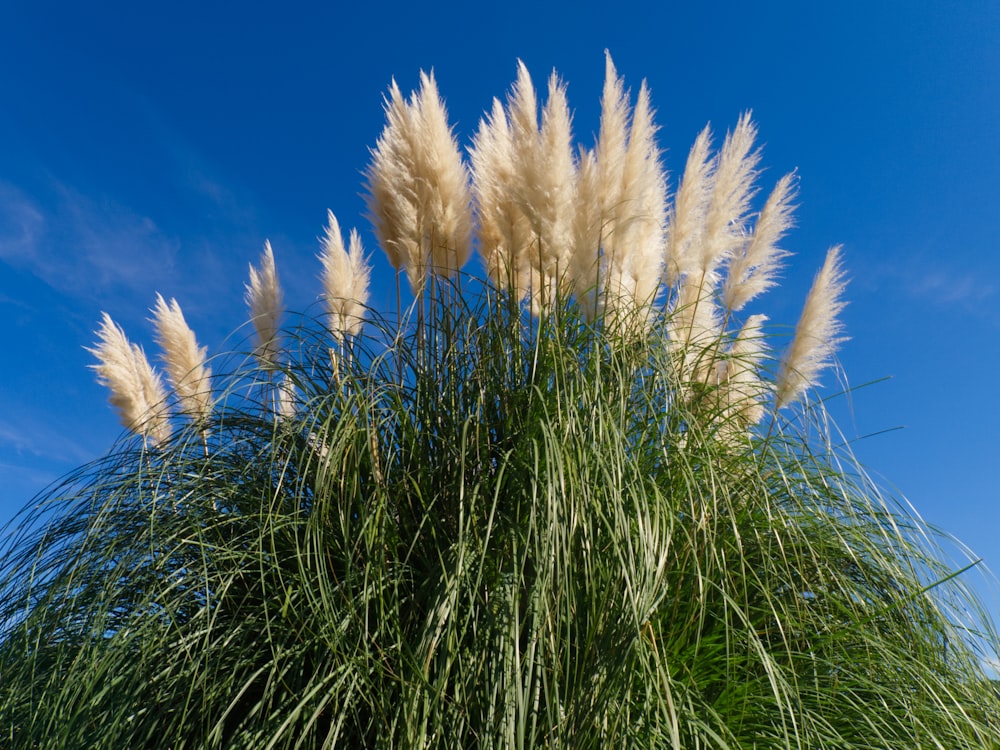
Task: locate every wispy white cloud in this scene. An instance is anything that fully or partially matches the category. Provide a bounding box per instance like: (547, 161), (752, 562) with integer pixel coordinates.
(0, 416), (99, 467)
(905, 268), (996, 307)
(0, 184), (44, 261)
(0, 166), (312, 341)
(0, 179), (181, 301)
(0, 460), (62, 491)
(857, 249), (997, 318)
(0, 416), (99, 511)
(0, 290), (35, 311)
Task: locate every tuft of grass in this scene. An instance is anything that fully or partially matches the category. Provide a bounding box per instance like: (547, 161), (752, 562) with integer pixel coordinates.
(3, 58), (999, 748)
(1, 286), (998, 748)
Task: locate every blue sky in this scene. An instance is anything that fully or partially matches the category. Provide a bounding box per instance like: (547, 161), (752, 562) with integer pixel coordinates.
(2, 1), (999, 624)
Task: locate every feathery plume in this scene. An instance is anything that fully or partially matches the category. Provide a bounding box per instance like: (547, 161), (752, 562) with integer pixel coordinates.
(534, 72), (577, 284)
(721, 314), (769, 427)
(775, 246), (848, 409)
(700, 113), (760, 279)
(507, 61), (541, 180)
(319, 210), (371, 344)
(610, 79), (667, 316)
(575, 54), (667, 324)
(570, 147), (601, 315)
(365, 71), (472, 294)
(502, 62), (577, 312)
(470, 97), (533, 295)
(722, 172), (796, 312)
(365, 83), (417, 275)
(665, 125), (714, 286)
(89, 312), (171, 447)
(245, 240), (283, 369)
(669, 273), (722, 385)
(594, 52), (629, 244)
(151, 294), (212, 422)
(414, 71), (474, 277)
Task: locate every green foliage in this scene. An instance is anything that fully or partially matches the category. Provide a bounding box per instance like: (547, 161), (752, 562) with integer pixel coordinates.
(2, 285), (998, 748)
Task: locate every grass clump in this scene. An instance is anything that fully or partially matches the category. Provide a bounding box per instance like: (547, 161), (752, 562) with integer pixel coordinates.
(2, 56), (999, 748)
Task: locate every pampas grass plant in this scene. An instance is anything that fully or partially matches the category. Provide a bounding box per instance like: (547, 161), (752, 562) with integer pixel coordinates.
(2, 59), (998, 750)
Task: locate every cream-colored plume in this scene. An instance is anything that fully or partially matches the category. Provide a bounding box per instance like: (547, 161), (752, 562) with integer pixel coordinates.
(502, 62), (578, 312)
(665, 125), (713, 286)
(365, 71), (472, 294)
(151, 294), (212, 422)
(595, 56), (667, 318)
(469, 97), (534, 295)
(722, 172), (796, 313)
(534, 72), (577, 286)
(571, 148), (602, 316)
(89, 312), (171, 447)
(720, 314), (769, 427)
(700, 113), (760, 280)
(472, 61), (576, 313)
(471, 62), (580, 312)
(776, 246), (848, 408)
(594, 53), (629, 245)
(245, 240), (283, 369)
(320, 210), (371, 344)
(668, 273), (722, 385)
